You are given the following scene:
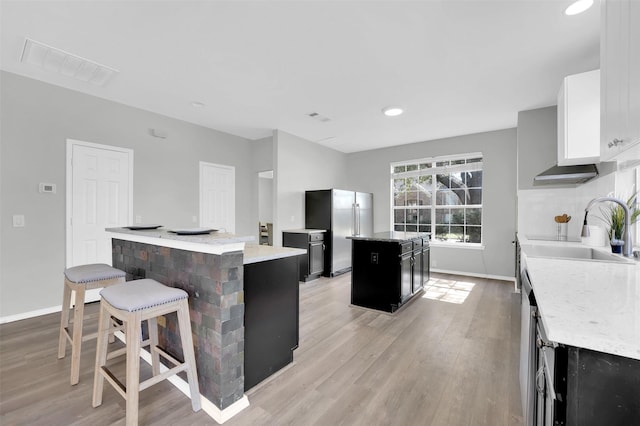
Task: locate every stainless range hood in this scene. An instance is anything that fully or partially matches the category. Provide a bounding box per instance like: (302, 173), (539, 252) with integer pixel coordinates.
(533, 164), (598, 185)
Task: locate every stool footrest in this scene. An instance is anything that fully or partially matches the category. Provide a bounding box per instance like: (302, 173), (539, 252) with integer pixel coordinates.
(99, 366), (127, 399)
(140, 363), (189, 392)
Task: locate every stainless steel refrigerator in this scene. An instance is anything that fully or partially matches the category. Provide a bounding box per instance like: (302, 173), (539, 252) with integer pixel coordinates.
(305, 189), (373, 276)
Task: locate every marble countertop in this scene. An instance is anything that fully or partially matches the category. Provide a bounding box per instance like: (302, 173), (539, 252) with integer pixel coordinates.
(106, 227), (255, 255)
(282, 229), (326, 234)
(243, 244), (306, 265)
(347, 231), (429, 242)
(519, 236), (640, 360)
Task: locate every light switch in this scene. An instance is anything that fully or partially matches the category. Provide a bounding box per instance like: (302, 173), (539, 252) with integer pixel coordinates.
(13, 215), (25, 227)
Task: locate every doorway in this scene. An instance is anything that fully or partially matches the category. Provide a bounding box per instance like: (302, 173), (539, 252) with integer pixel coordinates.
(199, 162), (235, 233)
(66, 139), (133, 301)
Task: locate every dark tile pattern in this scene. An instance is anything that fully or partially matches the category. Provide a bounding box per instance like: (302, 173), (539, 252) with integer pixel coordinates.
(112, 239), (245, 410)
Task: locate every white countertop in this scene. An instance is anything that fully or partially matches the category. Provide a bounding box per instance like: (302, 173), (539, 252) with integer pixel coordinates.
(520, 235), (640, 360)
(243, 244), (306, 265)
(107, 227), (254, 255)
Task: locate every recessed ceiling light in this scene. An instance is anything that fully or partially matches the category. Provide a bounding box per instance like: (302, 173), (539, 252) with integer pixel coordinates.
(382, 106), (404, 117)
(565, 0), (594, 15)
(191, 101), (205, 108)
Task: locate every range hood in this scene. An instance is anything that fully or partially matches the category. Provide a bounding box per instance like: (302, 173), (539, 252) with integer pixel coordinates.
(534, 164), (598, 185)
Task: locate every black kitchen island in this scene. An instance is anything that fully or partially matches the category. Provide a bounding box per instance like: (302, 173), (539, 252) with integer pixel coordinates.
(347, 232), (429, 313)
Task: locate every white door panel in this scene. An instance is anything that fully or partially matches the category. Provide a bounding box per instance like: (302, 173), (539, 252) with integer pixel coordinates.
(200, 162), (235, 233)
(67, 140), (133, 302)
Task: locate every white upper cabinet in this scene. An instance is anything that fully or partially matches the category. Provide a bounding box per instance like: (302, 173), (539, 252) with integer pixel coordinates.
(600, 0), (640, 161)
(557, 69), (600, 166)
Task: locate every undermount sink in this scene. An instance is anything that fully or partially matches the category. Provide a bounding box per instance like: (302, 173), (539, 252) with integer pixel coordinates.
(521, 244), (634, 264)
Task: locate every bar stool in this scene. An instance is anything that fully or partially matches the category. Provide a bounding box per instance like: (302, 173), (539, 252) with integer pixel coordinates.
(58, 263), (126, 385)
(92, 279), (201, 425)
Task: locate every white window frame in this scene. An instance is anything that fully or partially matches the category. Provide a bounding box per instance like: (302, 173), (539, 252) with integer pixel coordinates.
(390, 152), (484, 247)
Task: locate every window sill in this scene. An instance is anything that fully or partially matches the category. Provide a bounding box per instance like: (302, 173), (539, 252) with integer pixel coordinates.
(429, 242), (485, 250)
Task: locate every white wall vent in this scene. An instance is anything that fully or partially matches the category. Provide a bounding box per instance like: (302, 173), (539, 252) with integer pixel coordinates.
(20, 38), (119, 86)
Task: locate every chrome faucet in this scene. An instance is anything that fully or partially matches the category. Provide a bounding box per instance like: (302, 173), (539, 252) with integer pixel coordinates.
(581, 197), (633, 257)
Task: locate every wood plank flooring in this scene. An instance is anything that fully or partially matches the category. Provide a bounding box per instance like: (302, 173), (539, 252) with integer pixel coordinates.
(0, 272), (523, 425)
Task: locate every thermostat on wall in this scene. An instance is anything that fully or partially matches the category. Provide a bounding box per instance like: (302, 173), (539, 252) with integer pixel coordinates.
(39, 183), (56, 193)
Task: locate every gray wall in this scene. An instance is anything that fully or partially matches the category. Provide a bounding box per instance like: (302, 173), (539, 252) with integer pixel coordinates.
(273, 130), (347, 246)
(0, 71), (255, 318)
(517, 106), (573, 190)
(346, 128), (518, 279)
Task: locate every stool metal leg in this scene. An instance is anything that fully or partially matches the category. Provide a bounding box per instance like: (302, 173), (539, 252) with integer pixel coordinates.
(58, 282), (72, 359)
(177, 299), (201, 411)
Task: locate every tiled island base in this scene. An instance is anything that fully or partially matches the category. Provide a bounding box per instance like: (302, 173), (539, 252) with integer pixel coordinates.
(112, 239), (246, 414)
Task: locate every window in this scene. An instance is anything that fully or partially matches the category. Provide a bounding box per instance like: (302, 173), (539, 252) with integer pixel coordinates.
(391, 153), (483, 244)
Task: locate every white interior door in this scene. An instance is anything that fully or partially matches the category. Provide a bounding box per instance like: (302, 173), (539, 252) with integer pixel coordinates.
(200, 162), (235, 233)
(67, 140), (133, 300)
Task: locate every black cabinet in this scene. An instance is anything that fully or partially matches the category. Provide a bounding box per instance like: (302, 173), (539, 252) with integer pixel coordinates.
(351, 236), (429, 313)
(244, 255), (299, 391)
(283, 230), (325, 282)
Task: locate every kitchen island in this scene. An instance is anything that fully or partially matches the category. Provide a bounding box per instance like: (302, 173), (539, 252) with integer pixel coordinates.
(519, 237), (640, 425)
(348, 232), (429, 313)
(106, 227), (305, 423)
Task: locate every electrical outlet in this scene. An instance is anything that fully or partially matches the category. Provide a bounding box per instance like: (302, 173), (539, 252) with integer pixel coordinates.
(371, 252), (379, 264)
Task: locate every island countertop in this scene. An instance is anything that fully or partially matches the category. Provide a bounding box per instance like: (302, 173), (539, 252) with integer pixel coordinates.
(243, 244), (306, 264)
(106, 227), (254, 255)
(347, 231), (429, 243)
(520, 237), (640, 360)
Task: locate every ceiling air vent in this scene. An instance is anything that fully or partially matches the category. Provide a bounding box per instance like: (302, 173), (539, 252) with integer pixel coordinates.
(20, 38), (119, 86)
(307, 112), (331, 123)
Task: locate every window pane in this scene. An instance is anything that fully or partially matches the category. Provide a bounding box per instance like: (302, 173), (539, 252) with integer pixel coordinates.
(406, 224), (417, 232)
(451, 159), (465, 165)
(418, 208), (431, 224)
(435, 225), (449, 240)
(449, 226), (464, 241)
(394, 209), (405, 224)
(467, 208), (481, 225)
(466, 226), (482, 243)
(466, 171), (482, 187)
(419, 162), (432, 170)
(418, 224), (430, 233)
(394, 224), (405, 231)
(468, 188), (482, 204)
(407, 164), (418, 172)
(394, 165), (406, 173)
(436, 160), (449, 167)
(467, 157), (482, 164)
(450, 208), (465, 225)
(436, 173), (449, 188)
(435, 208), (450, 224)
(406, 208), (418, 224)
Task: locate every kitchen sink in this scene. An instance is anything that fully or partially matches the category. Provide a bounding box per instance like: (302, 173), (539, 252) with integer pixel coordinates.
(521, 244), (635, 263)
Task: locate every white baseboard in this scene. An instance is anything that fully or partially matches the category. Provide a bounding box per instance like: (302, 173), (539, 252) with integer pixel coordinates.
(0, 305), (62, 324)
(114, 332), (250, 423)
(430, 268), (515, 283)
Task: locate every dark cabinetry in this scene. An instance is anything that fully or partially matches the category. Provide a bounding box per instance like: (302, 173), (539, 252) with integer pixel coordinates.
(522, 271), (640, 426)
(351, 235), (429, 313)
(283, 230), (325, 282)
(244, 255), (299, 391)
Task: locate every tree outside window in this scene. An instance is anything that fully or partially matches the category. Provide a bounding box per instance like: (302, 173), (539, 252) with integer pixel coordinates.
(391, 154), (483, 244)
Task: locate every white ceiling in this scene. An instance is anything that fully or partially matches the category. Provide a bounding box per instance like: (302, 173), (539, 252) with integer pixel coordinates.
(0, 0), (600, 153)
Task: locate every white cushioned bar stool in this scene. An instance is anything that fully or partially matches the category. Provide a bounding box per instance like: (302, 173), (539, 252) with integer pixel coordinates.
(92, 278), (201, 426)
(58, 263), (126, 385)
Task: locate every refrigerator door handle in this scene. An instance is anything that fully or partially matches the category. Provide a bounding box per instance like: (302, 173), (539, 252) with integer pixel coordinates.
(354, 203), (361, 235)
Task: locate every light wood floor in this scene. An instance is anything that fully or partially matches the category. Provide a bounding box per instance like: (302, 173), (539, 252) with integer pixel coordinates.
(0, 272), (523, 425)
